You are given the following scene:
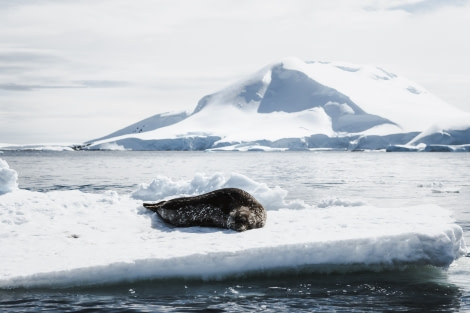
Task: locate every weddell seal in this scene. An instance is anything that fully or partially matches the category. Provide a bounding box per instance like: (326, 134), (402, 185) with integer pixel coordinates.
(143, 188), (267, 232)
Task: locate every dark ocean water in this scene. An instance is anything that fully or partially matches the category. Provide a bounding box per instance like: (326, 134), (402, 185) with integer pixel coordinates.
(1, 150), (469, 312)
(0, 269), (466, 312)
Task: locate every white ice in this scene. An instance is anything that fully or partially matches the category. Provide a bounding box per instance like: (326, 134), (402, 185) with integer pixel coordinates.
(0, 159), (466, 288)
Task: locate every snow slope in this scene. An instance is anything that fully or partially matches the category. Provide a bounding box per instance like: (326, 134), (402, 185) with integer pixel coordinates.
(0, 159), (466, 288)
(84, 57), (470, 151)
(90, 111), (190, 143)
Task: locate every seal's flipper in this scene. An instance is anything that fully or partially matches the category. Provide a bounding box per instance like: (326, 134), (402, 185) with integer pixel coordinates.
(143, 201), (165, 213)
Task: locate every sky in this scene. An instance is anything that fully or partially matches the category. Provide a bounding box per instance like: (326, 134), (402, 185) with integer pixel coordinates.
(1, 0), (469, 144)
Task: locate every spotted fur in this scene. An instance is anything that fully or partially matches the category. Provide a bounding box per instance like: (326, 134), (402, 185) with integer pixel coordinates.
(143, 188), (266, 232)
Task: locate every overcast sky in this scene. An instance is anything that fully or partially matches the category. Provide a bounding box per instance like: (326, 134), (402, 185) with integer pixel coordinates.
(1, 0), (469, 144)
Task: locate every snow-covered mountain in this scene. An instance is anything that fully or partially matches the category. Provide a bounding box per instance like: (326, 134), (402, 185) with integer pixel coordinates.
(86, 57), (470, 151)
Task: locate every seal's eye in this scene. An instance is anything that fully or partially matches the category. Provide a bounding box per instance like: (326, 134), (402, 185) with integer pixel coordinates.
(235, 215), (247, 223)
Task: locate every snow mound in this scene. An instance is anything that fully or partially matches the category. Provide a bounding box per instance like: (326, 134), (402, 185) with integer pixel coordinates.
(131, 172), (307, 210)
(0, 159), (18, 194)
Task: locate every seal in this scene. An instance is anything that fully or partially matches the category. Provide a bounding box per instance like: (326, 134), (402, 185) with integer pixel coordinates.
(143, 188), (266, 232)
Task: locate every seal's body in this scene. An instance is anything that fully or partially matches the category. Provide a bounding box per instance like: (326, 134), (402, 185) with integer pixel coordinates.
(143, 188), (266, 232)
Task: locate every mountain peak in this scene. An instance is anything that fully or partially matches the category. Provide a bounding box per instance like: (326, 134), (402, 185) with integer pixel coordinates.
(86, 58), (469, 151)
(193, 60), (395, 133)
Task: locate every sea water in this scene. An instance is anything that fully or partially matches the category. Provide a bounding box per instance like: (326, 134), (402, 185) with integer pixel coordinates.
(1, 150), (469, 312)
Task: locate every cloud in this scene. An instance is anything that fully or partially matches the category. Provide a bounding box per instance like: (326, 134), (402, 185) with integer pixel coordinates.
(0, 84), (35, 91)
(0, 80), (129, 91)
(74, 80), (130, 88)
(0, 50), (66, 64)
(0, 0), (469, 144)
(389, 0), (469, 13)
(364, 0), (469, 12)
(0, 48), (130, 90)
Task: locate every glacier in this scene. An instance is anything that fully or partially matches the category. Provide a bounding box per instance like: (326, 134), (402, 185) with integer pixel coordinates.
(81, 57), (470, 152)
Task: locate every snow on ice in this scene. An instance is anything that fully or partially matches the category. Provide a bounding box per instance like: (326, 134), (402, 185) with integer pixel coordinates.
(0, 159), (467, 288)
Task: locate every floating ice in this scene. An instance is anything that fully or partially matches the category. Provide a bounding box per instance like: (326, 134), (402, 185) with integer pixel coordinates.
(0, 168), (466, 288)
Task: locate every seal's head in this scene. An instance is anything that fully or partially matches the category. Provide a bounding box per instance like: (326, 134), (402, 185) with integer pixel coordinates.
(227, 206), (265, 232)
